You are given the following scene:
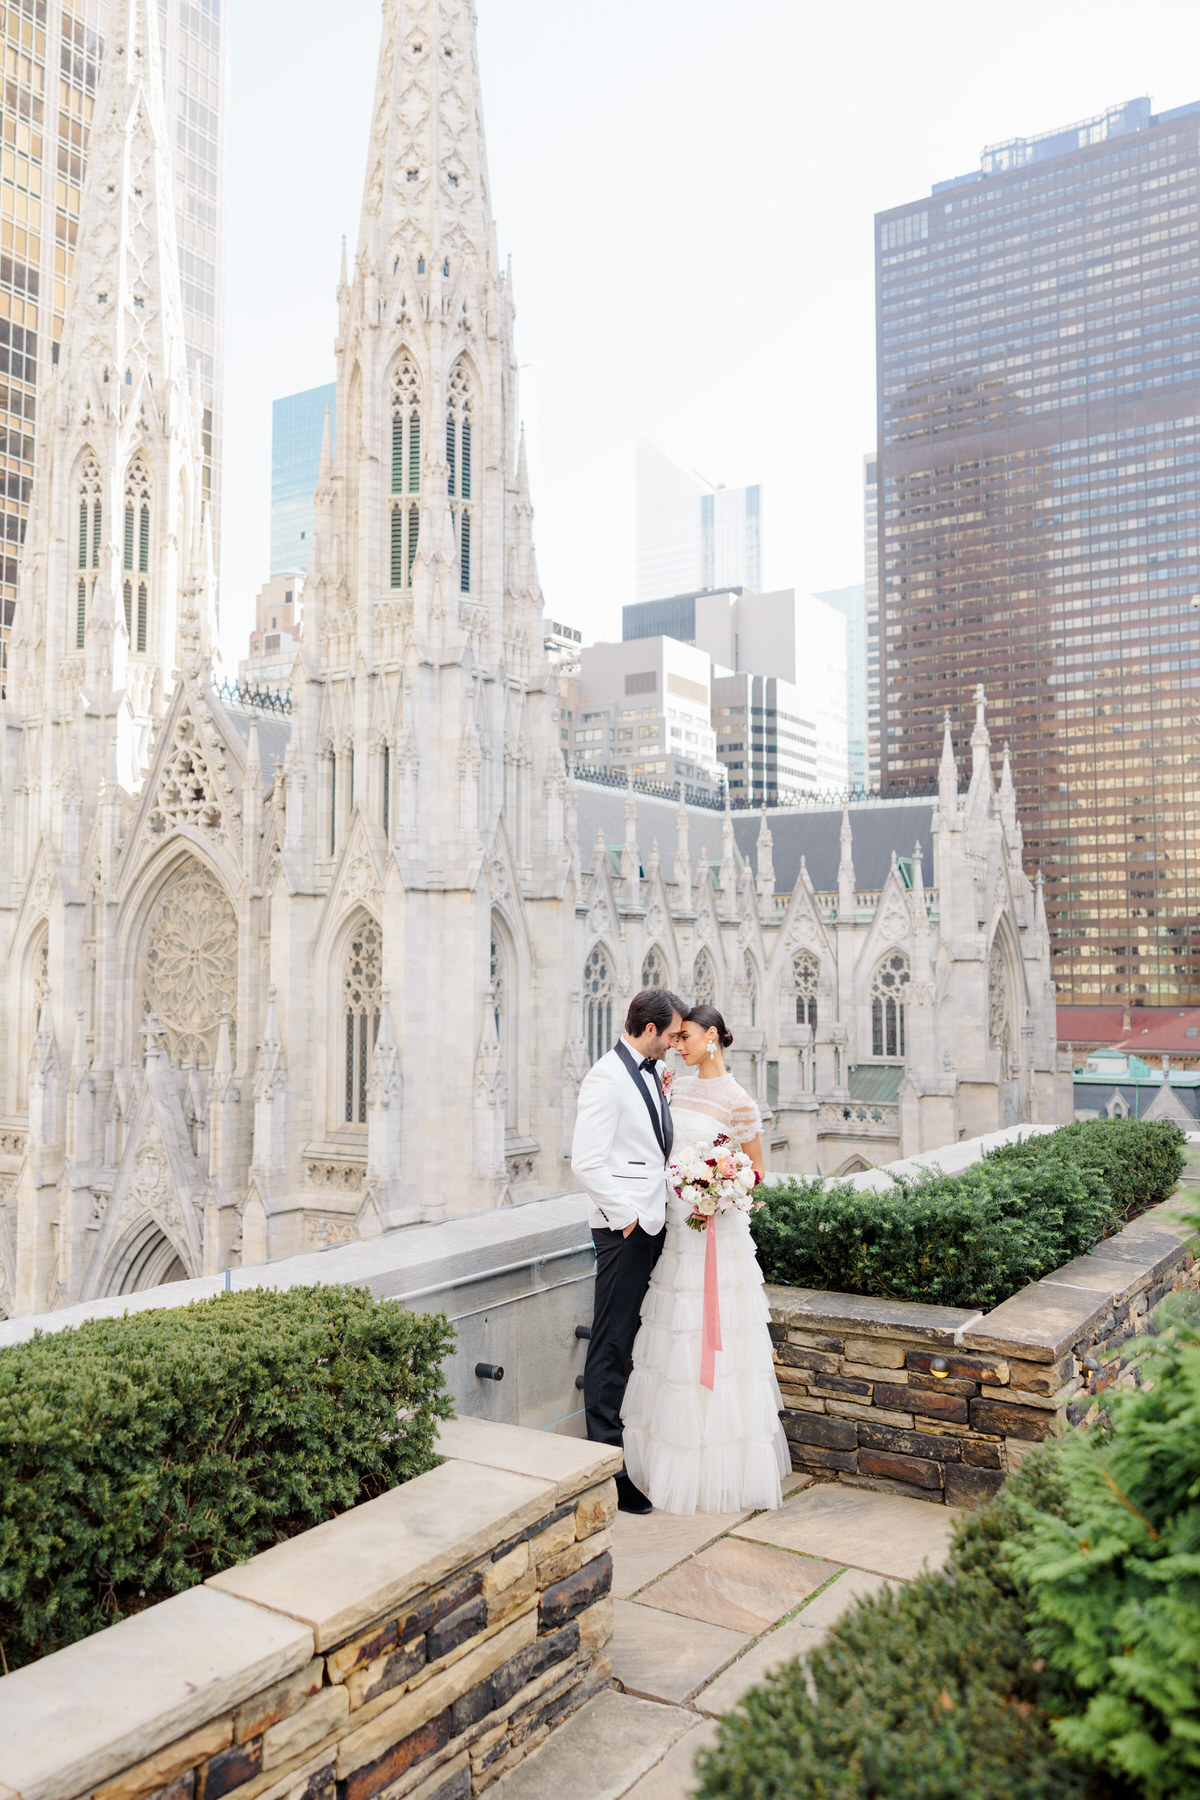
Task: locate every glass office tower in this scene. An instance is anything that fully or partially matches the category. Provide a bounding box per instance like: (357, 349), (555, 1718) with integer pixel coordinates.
(814, 584), (868, 790)
(877, 97), (1200, 1004)
(863, 455), (880, 789)
(271, 382), (336, 575)
(0, 0), (227, 681)
(636, 439), (762, 601)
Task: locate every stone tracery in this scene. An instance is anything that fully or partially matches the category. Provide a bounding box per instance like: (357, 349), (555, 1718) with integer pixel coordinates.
(141, 860), (237, 1068)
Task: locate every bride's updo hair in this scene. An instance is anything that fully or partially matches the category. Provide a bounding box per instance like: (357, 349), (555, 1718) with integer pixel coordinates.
(684, 1004), (733, 1050)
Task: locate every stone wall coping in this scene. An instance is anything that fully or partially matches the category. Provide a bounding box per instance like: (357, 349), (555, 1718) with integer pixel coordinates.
(960, 1282), (1115, 1363)
(206, 1456), (556, 1652)
(0, 1583), (313, 1800)
(1039, 1230), (1189, 1306)
(766, 1283), (980, 1346)
(961, 1197), (1194, 1362)
(434, 1416), (622, 1501)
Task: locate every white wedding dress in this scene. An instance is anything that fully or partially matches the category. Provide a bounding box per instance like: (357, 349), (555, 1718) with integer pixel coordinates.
(622, 1070), (790, 1514)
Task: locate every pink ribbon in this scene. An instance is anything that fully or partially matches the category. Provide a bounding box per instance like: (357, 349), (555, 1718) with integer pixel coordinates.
(700, 1213), (722, 1391)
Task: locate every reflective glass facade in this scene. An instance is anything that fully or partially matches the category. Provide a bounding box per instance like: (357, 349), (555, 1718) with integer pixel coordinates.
(271, 381), (335, 575)
(815, 583), (868, 789)
(0, 0), (227, 679)
(877, 98), (1200, 1004)
(636, 438), (762, 602)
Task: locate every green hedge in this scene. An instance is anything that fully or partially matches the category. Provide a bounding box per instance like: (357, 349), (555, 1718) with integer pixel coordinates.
(694, 1280), (1200, 1800)
(985, 1118), (1185, 1224)
(751, 1119), (1185, 1311)
(0, 1286), (454, 1672)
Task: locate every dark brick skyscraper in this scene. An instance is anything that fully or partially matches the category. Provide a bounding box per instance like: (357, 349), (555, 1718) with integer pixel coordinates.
(877, 98), (1200, 1005)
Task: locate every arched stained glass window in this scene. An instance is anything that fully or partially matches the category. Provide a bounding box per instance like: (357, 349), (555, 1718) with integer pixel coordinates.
(124, 456), (152, 652)
(692, 948), (716, 1009)
(389, 355), (421, 589)
(343, 917), (382, 1124)
(584, 945), (614, 1066)
(871, 952), (909, 1059)
(447, 360), (473, 594)
(641, 945), (667, 989)
(793, 952), (819, 1030)
(75, 454), (102, 647)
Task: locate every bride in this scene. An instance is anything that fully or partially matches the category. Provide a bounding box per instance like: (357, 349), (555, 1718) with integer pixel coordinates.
(622, 1004), (790, 1514)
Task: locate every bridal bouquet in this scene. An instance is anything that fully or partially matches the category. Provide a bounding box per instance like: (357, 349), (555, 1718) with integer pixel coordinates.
(668, 1133), (762, 1234)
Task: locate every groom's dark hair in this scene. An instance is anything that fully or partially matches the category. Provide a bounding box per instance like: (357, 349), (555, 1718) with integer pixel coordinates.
(625, 987), (684, 1038)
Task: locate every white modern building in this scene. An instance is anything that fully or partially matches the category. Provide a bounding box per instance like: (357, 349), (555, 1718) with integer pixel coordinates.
(572, 638), (722, 794)
(815, 584), (868, 791)
(636, 441), (762, 601)
(239, 574), (304, 692)
(623, 586), (850, 799)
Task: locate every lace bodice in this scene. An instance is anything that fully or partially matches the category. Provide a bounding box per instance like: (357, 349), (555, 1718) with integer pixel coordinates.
(669, 1070), (761, 1150)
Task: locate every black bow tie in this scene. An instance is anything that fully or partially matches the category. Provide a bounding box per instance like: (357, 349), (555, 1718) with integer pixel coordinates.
(640, 1058), (657, 1075)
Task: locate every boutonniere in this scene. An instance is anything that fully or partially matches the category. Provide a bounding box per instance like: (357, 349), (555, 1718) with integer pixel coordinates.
(660, 1067), (674, 1102)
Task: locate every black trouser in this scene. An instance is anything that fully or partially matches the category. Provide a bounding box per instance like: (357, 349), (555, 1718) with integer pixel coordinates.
(584, 1222), (666, 1454)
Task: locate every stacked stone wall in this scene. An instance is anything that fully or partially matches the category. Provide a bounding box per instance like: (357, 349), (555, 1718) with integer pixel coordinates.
(771, 1193), (1197, 1505)
(1, 1420), (619, 1800)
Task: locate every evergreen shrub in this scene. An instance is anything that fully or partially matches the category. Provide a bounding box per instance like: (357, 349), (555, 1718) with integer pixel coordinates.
(0, 1285), (455, 1671)
(1011, 1289), (1200, 1799)
(751, 1119), (1184, 1310)
(694, 1278), (1200, 1800)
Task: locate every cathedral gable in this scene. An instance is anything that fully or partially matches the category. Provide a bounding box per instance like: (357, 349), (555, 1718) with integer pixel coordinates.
(126, 687), (244, 870)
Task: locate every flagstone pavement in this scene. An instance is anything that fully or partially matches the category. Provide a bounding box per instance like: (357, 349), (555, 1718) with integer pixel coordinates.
(492, 1475), (964, 1800)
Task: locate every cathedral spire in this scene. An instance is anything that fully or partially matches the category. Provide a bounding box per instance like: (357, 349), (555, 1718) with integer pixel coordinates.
(60, 0), (188, 403)
(937, 712), (958, 819)
(357, 1), (497, 306)
(8, 0), (206, 808)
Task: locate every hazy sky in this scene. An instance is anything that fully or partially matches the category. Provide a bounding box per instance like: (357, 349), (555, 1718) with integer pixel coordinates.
(218, 0), (1200, 666)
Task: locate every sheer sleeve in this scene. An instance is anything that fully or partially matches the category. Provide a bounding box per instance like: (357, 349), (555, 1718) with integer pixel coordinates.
(730, 1084), (761, 1145)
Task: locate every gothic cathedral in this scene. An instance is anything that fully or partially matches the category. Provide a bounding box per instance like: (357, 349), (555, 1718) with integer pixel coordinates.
(0, 0), (1067, 1318)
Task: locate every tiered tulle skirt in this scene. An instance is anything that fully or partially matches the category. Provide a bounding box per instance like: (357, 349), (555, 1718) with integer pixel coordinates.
(622, 1201), (791, 1514)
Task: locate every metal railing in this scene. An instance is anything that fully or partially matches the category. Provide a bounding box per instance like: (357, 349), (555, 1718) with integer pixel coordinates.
(214, 677), (293, 717)
(567, 757), (937, 812)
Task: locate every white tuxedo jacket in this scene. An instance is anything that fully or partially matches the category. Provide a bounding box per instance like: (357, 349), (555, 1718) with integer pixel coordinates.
(571, 1043), (673, 1235)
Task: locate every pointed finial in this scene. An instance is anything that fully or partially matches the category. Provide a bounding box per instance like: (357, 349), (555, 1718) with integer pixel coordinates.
(340, 234), (349, 288)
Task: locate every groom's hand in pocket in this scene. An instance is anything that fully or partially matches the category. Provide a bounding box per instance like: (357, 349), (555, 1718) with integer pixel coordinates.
(622, 1221), (637, 1238)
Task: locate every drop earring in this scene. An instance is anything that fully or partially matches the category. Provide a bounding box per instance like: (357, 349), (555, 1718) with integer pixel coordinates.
(707, 1040), (716, 1060)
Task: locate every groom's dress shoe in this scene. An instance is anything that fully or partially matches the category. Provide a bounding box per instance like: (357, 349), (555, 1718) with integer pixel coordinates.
(616, 1473), (653, 1515)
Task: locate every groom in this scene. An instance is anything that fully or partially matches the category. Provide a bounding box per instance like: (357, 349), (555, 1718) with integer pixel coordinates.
(571, 986), (684, 1514)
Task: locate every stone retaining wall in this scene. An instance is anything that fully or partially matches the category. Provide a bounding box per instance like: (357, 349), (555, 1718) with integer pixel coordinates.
(0, 1419), (619, 1800)
(770, 1193), (1197, 1505)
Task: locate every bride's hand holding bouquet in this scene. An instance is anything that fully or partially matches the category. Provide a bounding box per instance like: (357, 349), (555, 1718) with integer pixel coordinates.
(668, 1133), (762, 1234)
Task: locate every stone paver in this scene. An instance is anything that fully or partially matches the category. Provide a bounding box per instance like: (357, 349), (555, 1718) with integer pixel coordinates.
(732, 1481), (961, 1579)
(797, 1565), (896, 1627)
(640, 1537), (832, 1635)
(506, 1472), (954, 1799)
(610, 1598), (750, 1704)
(489, 1688), (693, 1800)
(695, 1616), (829, 1717)
(619, 1717), (721, 1800)
(612, 1506), (752, 1599)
